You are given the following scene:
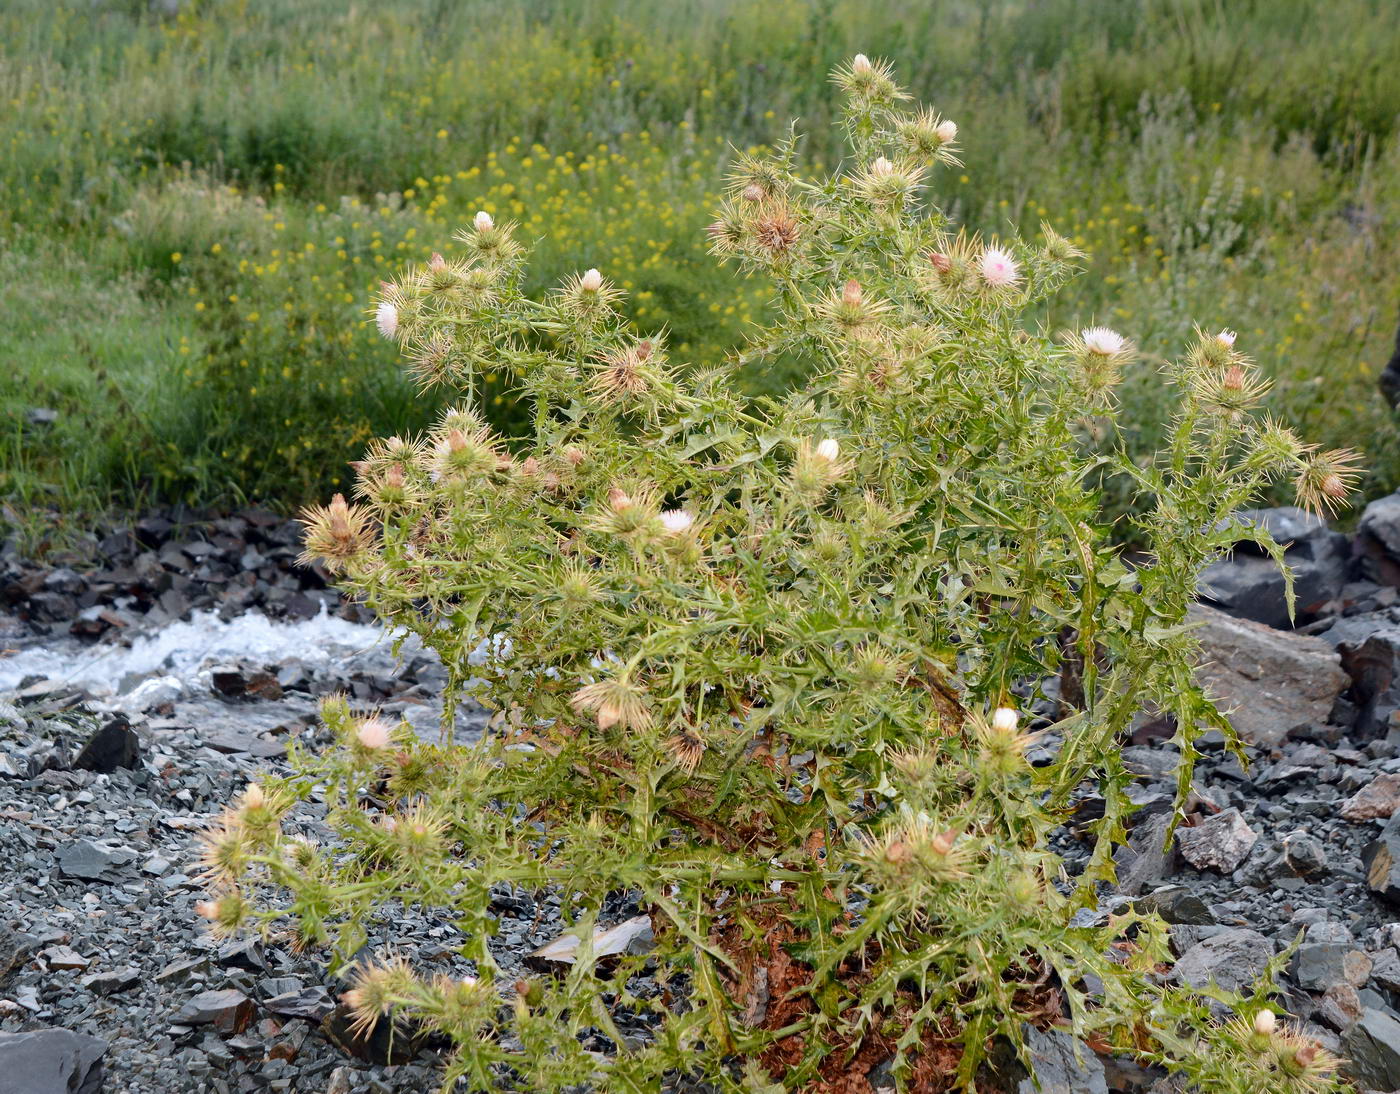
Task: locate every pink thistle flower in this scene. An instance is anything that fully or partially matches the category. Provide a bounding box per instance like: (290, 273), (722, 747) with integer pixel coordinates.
(979, 246), (1020, 288)
(356, 717), (391, 750)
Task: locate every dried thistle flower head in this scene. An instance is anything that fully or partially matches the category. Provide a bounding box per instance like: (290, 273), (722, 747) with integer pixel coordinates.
(571, 675), (653, 731)
(751, 206), (800, 257)
(299, 494), (375, 574)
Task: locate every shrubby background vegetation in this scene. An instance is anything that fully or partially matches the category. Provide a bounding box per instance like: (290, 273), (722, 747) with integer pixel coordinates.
(3, 0), (1399, 537)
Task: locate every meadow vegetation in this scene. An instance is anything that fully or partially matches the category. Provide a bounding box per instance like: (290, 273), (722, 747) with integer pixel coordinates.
(3, 0), (1399, 537)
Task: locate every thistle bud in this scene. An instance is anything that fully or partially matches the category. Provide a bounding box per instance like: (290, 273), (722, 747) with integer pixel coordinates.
(474, 210), (494, 232)
(1254, 1010), (1276, 1036)
(815, 438), (840, 462)
(852, 54), (873, 74)
(929, 251), (952, 274)
(870, 156), (894, 177)
(580, 268), (603, 293)
(595, 703), (621, 730)
(991, 707), (1018, 733)
(842, 280), (863, 307)
(935, 120), (958, 144)
(929, 829), (957, 856)
(742, 183), (765, 203)
(1221, 364), (1246, 392)
(564, 445), (585, 467)
(607, 487), (633, 512)
(428, 252), (446, 273)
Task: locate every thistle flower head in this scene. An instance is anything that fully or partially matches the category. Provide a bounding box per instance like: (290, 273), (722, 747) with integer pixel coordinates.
(1082, 327), (1126, 357)
(979, 245), (1021, 289)
(857, 155), (926, 208)
(1039, 221), (1085, 264)
(356, 716), (392, 750)
(816, 279), (891, 335)
(559, 267), (622, 317)
(991, 706), (1018, 733)
(659, 509), (694, 534)
(193, 890), (250, 939)
(375, 300), (399, 340)
(832, 54), (907, 106)
(590, 340), (664, 405)
(750, 206), (800, 258)
(474, 210), (494, 232)
(298, 494), (376, 574)
(571, 675), (654, 731)
(895, 108), (962, 165)
(1294, 447), (1363, 516)
(667, 726), (707, 772)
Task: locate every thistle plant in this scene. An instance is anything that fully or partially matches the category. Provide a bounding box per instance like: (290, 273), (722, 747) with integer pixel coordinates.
(200, 57), (1356, 1092)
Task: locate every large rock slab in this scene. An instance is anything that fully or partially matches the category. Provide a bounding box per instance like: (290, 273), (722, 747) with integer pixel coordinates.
(1199, 507), (1350, 629)
(1190, 604), (1348, 746)
(1173, 928), (1273, 994)
(1319, 610), (1400, 740)
(0, 1027), (106, 1094)
(1342, 1007), (1400, 1091)
(1358, 492), (1400, 586)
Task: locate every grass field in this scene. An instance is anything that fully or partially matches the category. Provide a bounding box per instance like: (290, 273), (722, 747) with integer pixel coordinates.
(4, 0), (1400, 541)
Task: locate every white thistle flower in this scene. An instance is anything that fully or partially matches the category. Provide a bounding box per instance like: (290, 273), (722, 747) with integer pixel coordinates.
(1081, 327), (1126, 356)
(935, 120), (958, 144)
(580, 268), (603, 292)
(980, 246), (1020, 288)
(474, 210), (494, 232)
(375, 300), (399, 339)
(852, 54), (873, 74)
(1216, 328), (1237, 348)
(991, 707), (1018, 733)
(356, 717), (391, 750)
(1254, 1010), (1276, 1036)
(870, 156), (895, 176)
(659, 509), (694, 534)
(815, 439), (840, 462)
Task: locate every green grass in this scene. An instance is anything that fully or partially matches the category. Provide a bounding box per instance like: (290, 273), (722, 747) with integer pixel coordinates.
(3, 0), (1400, 537)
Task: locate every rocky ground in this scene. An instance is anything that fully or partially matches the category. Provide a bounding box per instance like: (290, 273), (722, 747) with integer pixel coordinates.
(9, 501), (1400, 1091)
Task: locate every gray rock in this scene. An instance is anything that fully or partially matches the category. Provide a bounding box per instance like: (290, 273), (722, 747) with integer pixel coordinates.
(1174, 928), (1273, 994)
(1114, 813), (1181, 897)
(1177, 809), (1258, 874)
(1358, 492), (1400, 586)
(1136, 886), (1216, 926)
(1343, 773), (1400, 821)
(1371, 948), (1400, 994)
(264, 986), (335, 1022)
(1190, 605), (1349, 746)
(56, 841), (122, 882)
(1342, 1007), (1400, 1091)
(174, 988), (255, 1033)
(0, 1027), (106, 1094)
(1292, 928), (1372, 991)
(1016, 1026), (1108, 1094)
(1319, 611), (1400, 740)
(1363, 815), (1400, 905)
(80, 967), (140, 996)
(1282, 830), (1328, 878)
